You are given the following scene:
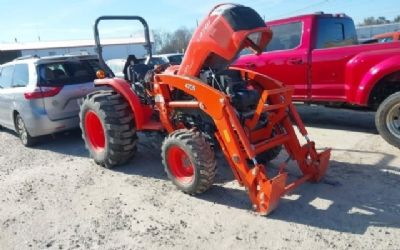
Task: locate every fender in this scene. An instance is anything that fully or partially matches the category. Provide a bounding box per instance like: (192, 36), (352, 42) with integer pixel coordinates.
(348, 54), (400, 105)
(94, 78), (151, 130)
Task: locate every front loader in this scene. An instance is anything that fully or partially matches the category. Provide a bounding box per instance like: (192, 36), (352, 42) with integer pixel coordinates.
(80, 3), (331, 215)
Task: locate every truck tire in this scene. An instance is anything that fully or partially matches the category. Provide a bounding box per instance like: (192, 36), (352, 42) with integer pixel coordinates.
(79, 91), (138, 168)
(375, 91), (400, 148)
(161, 129), (216, 194)
(15, 114), (36, 147)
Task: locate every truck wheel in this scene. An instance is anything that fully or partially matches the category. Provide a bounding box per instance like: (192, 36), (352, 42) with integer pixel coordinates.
(15, 114), (36, 147)
(257, 145), (282, 163)
(79, 91), (138, 168)
(375, 92), (400, 148)
(161, 129), (216, 194)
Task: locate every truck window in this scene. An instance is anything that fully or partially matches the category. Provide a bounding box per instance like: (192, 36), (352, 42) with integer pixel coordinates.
(12, 64), (29, 87)
(265, 22), (302, 52)
(316, 17), (358, 49)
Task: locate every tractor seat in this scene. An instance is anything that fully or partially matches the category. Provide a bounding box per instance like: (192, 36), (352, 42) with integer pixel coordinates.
(123, 54), (152, 83)
(127, 64), (152, 83)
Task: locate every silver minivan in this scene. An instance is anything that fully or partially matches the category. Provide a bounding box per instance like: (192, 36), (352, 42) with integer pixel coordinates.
(0, 54), (101, 146)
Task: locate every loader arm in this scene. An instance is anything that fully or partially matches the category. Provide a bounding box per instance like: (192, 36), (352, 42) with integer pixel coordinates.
(154, 69), (330, 214)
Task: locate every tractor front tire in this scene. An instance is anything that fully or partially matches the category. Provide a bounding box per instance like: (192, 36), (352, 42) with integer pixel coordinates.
(162, 129), (216, 194)
(375, 92), (400, 148)
(80, 91), (138, 168)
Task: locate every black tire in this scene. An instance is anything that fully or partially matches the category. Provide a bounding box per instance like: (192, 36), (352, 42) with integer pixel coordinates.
(15, 114), (36, 147)
(161, 129), (216, 194)
(79, 90), (138, 168)
(375, 92), (400, 148)
(257, 145), (282, 163)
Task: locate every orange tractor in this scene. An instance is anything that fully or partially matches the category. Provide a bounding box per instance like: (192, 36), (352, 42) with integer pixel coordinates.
(80, 3), (331, 215)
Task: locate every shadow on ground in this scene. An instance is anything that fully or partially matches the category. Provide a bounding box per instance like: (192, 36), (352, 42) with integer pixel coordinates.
(114, 141), (400, 234)
(296, 104), (378, 134)
(270, 149), (400, 234)
(34, 129), (89, 157)
(5, 105), (397, 234)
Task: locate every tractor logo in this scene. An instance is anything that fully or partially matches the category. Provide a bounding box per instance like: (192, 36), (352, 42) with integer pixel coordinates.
(185, 83), (196, 91)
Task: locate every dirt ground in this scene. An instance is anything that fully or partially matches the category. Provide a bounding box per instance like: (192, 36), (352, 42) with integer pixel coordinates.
(0, 105), (399, 250)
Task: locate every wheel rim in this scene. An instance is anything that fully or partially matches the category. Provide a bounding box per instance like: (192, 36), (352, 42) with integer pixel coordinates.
(386, 103), (400, 140)
(16, 116), (28, 144)
(167, 146), (194, 183)
(84, 110), (105, 151)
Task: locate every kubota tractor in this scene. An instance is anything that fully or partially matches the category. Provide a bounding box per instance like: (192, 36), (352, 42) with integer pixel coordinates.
(80, 3), (331, 215)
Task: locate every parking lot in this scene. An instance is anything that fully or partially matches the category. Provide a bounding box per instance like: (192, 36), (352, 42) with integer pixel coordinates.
(0, 105), (399, 250)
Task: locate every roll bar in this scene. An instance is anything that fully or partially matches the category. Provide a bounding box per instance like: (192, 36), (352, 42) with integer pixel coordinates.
(94, 16), (153, 77)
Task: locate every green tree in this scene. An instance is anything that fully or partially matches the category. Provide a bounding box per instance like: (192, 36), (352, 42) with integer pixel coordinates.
(394, 15), (400, 23)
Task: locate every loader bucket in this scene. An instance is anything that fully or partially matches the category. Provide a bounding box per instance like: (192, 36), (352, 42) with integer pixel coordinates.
(312, 148), (331, 182)
(256, 172), (287, 215)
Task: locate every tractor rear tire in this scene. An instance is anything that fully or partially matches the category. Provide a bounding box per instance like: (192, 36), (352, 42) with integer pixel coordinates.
(375, 91), (400, 148)
(80, 90), (138, 168)
(161, 129), (216, 195)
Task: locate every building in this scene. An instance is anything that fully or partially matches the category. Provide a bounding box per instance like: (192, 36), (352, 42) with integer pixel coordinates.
(0, 36), (153, 64)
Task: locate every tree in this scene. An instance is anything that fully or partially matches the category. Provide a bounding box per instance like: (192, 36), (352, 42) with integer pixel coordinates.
(394, 15), (400, 23)
(152, 30), (170, 53)
(360, 16), (391, 26)
(377, 16), (390, 24)
(360, 17), (377, 26)
(153, 27), (193, 54)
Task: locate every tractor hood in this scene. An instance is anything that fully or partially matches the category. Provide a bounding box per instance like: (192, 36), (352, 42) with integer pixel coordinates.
(177, 4), (272, 76)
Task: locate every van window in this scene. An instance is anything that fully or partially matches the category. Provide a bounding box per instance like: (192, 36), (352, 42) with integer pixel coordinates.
(0, 66), (14, 89)
(316, 17), (358, 49)
(265, 22), (302, 52)
(12, 64), (29, 87)
(148, 57), (168, 66)
(38, 59), (99, 86)
(167, 55), (183, 65)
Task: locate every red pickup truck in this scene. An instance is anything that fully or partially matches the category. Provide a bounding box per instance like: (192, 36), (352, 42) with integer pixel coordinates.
(235, 13), (400, 148)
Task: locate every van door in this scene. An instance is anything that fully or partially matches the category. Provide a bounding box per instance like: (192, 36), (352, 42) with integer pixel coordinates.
(0, 65), (15, 127)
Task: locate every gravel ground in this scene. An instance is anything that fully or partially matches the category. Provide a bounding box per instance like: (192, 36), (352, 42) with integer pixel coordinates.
(0, 105), (399, 250)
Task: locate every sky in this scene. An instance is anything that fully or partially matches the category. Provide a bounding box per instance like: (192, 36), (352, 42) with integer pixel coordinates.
(0, 0), (398, 43)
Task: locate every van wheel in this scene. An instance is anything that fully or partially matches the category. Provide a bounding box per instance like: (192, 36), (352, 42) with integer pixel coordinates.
(375, 92), (400, 148)
(15, 114), (36, 147)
